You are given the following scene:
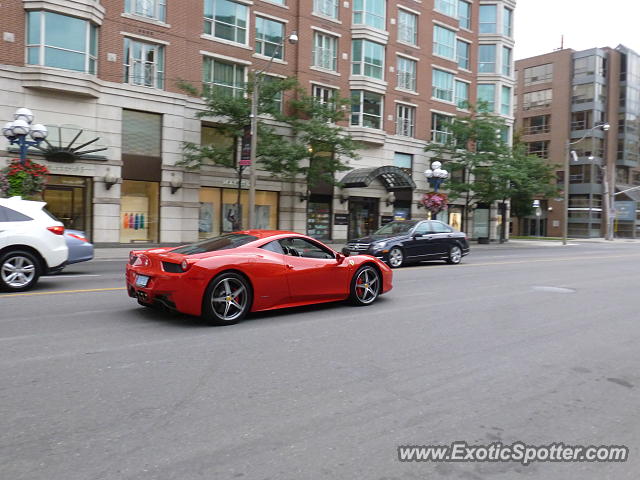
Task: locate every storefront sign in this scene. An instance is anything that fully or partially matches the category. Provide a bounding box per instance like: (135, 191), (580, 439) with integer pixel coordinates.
(222, 178), (249, 188)
(380, 215), (394, 225)
(46, 163), (97, 176)
(334, 213), (349, 225)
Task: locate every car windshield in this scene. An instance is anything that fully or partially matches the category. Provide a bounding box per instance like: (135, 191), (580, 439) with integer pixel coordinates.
(171, 234), (259, 255)
(373, 221), (418, 236)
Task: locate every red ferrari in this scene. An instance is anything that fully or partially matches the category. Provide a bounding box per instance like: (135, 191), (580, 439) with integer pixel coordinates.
(126, 231), (393, 325)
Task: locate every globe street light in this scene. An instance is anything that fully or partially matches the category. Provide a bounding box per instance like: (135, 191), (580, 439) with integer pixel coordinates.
(2, 108), (48, 164)
(247, 31), (298, 230)
(563, 122), (609, 245)
(424, 161), (449, 192)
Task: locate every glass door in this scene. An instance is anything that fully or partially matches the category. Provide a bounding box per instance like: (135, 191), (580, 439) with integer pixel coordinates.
(43, 186), (87, 232)
(348, 197), (379, 239)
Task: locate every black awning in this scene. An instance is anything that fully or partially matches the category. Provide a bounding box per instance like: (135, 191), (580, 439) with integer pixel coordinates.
(339, 166), (416, 190)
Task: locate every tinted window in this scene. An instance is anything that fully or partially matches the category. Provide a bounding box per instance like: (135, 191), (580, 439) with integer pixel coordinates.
(431, 221), (453, 233)
(0, 206), (32, 222)
(413, 222), (432, 235)
(261, 240), (285, 254)
(171, 234), (258, 255)
(279, 237), (334, 259)
(374, 221), (418, 235)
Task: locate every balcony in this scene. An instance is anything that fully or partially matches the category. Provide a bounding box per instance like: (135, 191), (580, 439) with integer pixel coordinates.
(23, 0), (106, 25)
(22, 66), (102, 98)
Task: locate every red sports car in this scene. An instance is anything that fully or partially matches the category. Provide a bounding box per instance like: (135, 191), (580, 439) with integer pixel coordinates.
(126, 231), (393, 325)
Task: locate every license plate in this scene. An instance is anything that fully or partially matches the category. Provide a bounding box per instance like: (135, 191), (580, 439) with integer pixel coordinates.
(135, 274), (150, 287)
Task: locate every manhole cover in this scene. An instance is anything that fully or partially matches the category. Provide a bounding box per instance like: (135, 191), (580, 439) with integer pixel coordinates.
(532, 286), (576, 294)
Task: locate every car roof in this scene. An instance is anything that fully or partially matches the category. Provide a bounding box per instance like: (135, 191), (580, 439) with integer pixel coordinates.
(233, 230), (303, 239)
(0, 196), (46, 213)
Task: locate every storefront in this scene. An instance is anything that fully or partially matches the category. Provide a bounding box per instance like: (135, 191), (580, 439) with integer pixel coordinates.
(120, 180), (160, 243)
(448, 206), (463, 232)
(307, 194), (332, 240)
(198, 187), (279, 239)
(348, 196), (379, 239)
(43, 174), (93, 237)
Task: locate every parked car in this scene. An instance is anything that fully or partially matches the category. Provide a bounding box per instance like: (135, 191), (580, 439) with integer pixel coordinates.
(343, 220), (470, 268)
(64, 229), (94, 265)
(126, 231), (393, 325)
(0, 196), (68, 291)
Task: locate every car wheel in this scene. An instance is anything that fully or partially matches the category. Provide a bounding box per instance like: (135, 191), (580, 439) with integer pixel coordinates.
(446, 245), (463, 265)
(350, 265), (381, 306)
(0, 250), (41, 292)
(387, 247), (404, 268)
(202, 272), (253, 325)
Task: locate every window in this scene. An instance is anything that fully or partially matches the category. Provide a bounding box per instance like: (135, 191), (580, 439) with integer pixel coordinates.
(314, 0), (339, 19)
(125, 0), (166, 22)
(0, 206), (32, 222)
(26, 11), (97, 74)
(458, 0), (471, 29)
(456, 39), (469, 69)
(574, 56), (605, 77)
(501, 86), (511, 115)
(397, 9), (417, 45)
(479, 5), (497, 33)
(352, 39), (384, 79)
(353, 0), (386, 30)
(431, 112), (452, 144)
(203, 57), (245, 97)
(572, 83), (605, 104)
(397, 57), (417, 91)
(313, 32), (338, 71)
(279, 237), (335, 259)
(524, 115), (551, 135)
(122, 110), (162, 157)
(478, 44), (496, 73)
(396, 104), (415, 137)
(255, 17), (284, 59)
(262, 75), (283, 113)
(523, 89), (552, 110)
(524, 64), (553, 85)
(123, 38), (164, 88)
(435, 0), (457, 17)
(394, 152), (412, 170)
(204, 0), (248, 44)
(455, 80), (469, 109)
(477, 83), (495, 112)
(503, 7), (513, 37)
(571, 111), (592, 131)
(433, 25), (455, 60)
(432, 69), (454, 102)
(502, 46), (512, 76)
(351, 90), (383, 129)
(313, 84), (336, 105)
(527, 141), (549, 159)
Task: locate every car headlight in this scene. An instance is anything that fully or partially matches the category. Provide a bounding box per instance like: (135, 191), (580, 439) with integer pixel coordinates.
(372, 241), (386, 250)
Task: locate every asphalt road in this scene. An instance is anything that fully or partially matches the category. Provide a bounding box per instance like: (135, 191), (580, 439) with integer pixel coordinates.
(1, 242), (639, 480)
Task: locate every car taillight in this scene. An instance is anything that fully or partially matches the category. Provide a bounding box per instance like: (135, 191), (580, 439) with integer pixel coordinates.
(133, 254), (150, 267)
(47, 226), (65, 235)
(68, 233), (89, 243)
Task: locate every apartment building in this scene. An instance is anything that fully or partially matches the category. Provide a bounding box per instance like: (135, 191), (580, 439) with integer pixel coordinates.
(0, 0), (516, 244)
(515, 45), (640, 238)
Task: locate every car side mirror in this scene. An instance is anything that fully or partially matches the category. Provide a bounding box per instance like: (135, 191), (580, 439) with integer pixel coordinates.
(336, 252), (345, 264)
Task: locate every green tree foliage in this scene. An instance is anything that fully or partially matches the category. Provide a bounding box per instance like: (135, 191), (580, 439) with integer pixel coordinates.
(178, 76), (358, 190)
(425, 104), (558, 233)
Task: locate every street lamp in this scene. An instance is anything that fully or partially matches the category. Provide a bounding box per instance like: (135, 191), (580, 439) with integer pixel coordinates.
(3, 108), (48, 164)
(563, 122), (609, 245)
(424, 161), (449, 192)
(247, 31), (298, 229)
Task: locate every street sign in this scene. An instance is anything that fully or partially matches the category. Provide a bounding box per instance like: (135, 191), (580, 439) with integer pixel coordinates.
(614, 201), (636, 221)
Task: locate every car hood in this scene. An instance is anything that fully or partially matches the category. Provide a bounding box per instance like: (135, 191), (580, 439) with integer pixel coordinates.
(347, 234), (407, 244)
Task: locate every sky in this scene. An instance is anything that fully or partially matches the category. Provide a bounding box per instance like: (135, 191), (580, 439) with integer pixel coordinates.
(514, 0), (640, 60)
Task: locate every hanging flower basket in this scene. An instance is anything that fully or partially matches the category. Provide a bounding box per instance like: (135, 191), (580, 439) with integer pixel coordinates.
(0, 159), (49, 198)
(421, 192), (448, 215)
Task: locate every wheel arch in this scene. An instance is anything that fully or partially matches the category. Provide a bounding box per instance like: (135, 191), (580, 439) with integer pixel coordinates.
(0, 245), (47, 273)
(201, 268), (256, 311)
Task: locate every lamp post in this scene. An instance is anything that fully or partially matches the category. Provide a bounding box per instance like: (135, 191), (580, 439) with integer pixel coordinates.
(247, 31), (298, 230)
(424, 161), (449, 192)
(563, 122), (610, 245)
(2, 108), (48, 165)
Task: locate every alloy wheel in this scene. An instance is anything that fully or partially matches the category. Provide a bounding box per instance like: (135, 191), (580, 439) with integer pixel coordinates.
(448, 246), (462, 264)
(354, 266), (380, 305)
(209, 276), (249, 322)
(388, 248), (403, 268)
(1, 255), (36, 289)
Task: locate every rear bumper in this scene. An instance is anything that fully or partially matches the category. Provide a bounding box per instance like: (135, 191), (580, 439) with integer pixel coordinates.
(46, 260), (67, 275)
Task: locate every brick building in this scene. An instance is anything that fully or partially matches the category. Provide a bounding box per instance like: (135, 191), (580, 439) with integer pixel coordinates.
(1, 0), (516, 244)
(514, 45), (640, 238)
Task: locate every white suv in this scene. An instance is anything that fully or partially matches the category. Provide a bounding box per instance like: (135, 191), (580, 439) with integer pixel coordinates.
(0, 196), (69, 291)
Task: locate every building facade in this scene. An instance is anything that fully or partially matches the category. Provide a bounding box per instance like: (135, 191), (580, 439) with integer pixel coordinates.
(1, 0), (516, 244)
(515, 45), (640, 238)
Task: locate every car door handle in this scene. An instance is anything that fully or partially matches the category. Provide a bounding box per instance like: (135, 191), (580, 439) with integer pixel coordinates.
(448, 234), (453, 237)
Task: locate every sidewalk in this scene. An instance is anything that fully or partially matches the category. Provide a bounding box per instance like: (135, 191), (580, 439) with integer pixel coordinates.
(93, 237), (640, 261)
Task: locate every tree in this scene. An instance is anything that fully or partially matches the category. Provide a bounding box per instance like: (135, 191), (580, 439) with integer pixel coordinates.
(178, 78), (358, 229)
(425, 104), (558, 239)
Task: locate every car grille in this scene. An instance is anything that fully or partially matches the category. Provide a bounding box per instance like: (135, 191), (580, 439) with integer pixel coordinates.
(345, 242), (370, 251)
(162, 261), (183, 273)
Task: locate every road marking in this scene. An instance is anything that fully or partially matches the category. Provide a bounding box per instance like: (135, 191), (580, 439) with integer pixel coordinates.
(48, 274), (101, 279)
(403, 253), (640, 271)
(0, 287), (126, 298)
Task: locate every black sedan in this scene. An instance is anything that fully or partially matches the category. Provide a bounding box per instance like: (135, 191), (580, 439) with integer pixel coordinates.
(342, 220), (470, 268)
